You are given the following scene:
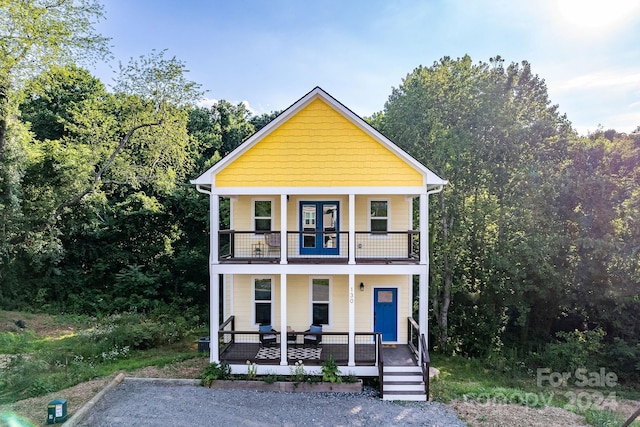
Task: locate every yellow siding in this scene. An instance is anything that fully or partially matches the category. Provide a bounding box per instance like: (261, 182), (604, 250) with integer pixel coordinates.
(230, 274), (411, 342)
(216, 99), (423, 187)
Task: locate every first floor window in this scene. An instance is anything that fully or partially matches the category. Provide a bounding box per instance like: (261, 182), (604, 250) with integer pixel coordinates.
(311, 278), (330, 325)
(370, 200), (388, 232)
(254, 277), (272, 325)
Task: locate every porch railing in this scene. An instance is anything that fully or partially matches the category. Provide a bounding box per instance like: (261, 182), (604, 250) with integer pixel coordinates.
(287, 231), (349, 261)
(218, 230), (419, 263)
(217, 317), (380, 366)
(408, 317), (420, 358)
(408, 317), (430, 400)
(420, 334), (431, 401)
(377, 333), (384, 398)
(355, 231), (419, 260)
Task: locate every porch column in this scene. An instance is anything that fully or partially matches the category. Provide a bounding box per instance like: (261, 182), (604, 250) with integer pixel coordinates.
(418, 192), (429, 364)
(280, 273), (288, 366)
(210, 193), (220, 363)
(348, 194), (355, 264)
(210, 273), (220, 363)
(348, 274), (355, 366)
(419, 194), (428, 265)
(280, 194), (288, 264)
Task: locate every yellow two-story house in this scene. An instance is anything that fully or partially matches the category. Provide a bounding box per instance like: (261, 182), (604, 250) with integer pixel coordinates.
(191, 87), (446, 400)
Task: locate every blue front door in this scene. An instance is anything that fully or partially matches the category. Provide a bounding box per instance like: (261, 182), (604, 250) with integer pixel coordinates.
(374, 288), (398, 341)
(300, 201), (339, 255)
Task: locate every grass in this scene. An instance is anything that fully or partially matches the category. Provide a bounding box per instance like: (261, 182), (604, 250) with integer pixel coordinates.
(0, 310), (207, 405)
(429, 353), (640, 426)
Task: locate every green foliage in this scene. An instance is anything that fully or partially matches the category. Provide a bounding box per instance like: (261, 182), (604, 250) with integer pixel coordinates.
(321, 355), (342, 384)
(262, 372), (284, 384)
(245, 360), (258, 380)
(582, 409), (624, 427)
(289, 360), (307, 384)
(534, 329), (606, 373)
(199, 362), (231, 386)
(0, 331), (37, 354)
(0, 312), (196, 404)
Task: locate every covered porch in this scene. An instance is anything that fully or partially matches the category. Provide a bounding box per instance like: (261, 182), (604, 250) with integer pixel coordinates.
(206, 316), (424, 372)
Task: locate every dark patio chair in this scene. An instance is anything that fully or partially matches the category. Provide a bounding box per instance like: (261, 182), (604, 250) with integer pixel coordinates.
(303, 324), (322, 347)
(259, 324), (277, 347)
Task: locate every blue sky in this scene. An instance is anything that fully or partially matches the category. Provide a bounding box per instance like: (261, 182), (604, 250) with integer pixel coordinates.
(92, 0), (640, 135)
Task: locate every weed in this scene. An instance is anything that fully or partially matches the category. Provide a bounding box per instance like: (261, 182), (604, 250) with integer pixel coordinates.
(200, 362), (232, 386)
(290, 360), (306, 383)
(245, 360), (258, 380)
(321, 354), (342, 384)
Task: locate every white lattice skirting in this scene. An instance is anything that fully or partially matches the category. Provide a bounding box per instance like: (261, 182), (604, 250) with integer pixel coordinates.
(255, 347), (322, 360)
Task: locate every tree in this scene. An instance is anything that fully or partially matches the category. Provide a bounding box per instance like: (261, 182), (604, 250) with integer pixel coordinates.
(376, 56), (573, 354)
(35, 52), (203, 231)
(0, 0), (109, 157)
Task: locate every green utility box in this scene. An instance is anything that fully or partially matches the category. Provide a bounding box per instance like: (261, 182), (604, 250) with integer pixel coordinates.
(47, 399), (68, 424)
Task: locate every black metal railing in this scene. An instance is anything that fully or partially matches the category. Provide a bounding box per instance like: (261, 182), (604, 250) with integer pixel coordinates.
(408, 317), (420, 358)
(377, 333), (384, 398)
(286, 231), (349, 260)
(218, 231), (281, 262)
(216, 317), (380, 367)
(420, 334), (430, 401)
(218, 230), (420, 263)
(355, 231), (419, 260)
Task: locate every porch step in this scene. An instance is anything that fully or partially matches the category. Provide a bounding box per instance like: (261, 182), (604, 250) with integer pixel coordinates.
(382, 365), (427, 401)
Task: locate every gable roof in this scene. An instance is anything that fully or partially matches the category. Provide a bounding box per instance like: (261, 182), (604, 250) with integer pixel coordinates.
(191, 87), (447, 188)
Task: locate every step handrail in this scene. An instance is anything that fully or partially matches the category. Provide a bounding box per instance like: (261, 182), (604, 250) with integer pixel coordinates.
(420, 333), (430, 401)
(377, 333), (384, 398)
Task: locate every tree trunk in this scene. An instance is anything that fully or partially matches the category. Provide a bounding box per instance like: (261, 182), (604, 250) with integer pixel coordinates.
(0, 79), (9, 161)
(437, 191), (452, 350)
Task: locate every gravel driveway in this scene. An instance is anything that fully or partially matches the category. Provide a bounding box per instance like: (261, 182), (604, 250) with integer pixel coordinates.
(78, 379), (467, 426)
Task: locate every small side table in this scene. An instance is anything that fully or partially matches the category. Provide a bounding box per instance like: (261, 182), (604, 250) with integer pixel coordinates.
(287, 326), (297, 345)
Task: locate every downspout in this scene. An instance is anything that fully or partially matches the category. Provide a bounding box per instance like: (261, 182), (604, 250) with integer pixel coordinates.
(196, 184), (211, 195)
(419, 183), (446, 364)
(195, 183), (220, 363)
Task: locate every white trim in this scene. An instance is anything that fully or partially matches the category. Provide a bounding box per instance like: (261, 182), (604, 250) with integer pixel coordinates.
(191, 87), (447, 187)
(228, 274), (234, 319)
(348, 274), (355, 366)
(211, 263), (427, 275)
(309, 276), (332, 329)
(201, 186), (428, 196)
(252, 275), (275, 327)
(368, 198), (390, 233)
(226, 363), (379, 377)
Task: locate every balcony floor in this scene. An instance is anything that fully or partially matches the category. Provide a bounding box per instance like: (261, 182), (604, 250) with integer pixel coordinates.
(218, 257), (419, 265)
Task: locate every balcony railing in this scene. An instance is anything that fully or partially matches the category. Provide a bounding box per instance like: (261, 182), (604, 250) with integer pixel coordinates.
(218, 230), (419, 263)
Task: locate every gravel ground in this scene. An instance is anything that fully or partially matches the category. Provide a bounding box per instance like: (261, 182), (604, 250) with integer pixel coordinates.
(78, 380), (467, 426)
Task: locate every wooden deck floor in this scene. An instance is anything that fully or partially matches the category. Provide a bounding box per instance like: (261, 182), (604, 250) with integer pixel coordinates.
(219, 343), (416, 367)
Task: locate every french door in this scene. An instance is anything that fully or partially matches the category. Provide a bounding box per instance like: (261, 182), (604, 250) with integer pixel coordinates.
(300, 201), (339, 255)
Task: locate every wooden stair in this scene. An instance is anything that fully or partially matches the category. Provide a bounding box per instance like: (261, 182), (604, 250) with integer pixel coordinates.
(382, 365), (427, 401)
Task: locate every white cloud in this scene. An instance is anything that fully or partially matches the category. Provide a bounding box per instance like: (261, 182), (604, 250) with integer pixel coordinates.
(551, 71), (640, 93)
(197, 97), (218, 108)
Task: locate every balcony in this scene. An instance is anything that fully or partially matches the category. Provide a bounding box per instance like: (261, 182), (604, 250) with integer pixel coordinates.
(218, 231), (419, 264)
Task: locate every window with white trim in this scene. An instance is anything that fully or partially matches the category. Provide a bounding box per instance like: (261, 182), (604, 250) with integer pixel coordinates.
(253, 277), (273, 325)
(370, 200), (388, 232)
(254, 200), (272, 231)
(311, 278), (330, 325)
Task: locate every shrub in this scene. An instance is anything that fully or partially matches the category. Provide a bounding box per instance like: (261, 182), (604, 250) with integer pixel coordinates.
(200, 362), (231, 386)
(535, 328), (605, 373)
(321, 354), (342, 384)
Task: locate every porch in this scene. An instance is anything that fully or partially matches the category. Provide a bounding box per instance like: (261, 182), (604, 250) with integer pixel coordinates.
(213, 316), (423, 368)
